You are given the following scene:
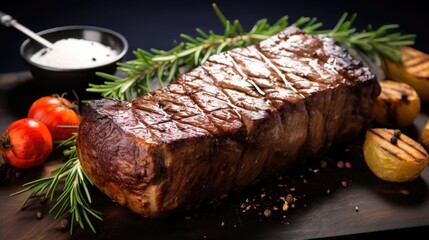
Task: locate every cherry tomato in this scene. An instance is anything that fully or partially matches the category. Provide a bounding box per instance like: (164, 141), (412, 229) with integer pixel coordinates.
(28, 95), (80, 141)
(0, 118), (52, 168)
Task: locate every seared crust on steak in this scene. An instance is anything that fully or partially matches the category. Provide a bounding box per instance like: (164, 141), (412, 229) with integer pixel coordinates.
(77, 27), (380, 217)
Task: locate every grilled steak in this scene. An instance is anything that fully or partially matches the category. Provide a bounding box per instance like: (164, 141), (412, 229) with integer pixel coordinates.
(77, 27), (380, 217)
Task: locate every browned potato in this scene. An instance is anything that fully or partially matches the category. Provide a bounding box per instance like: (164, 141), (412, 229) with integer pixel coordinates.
(383, 46), (429, 101)
(373, 80), (420, 127)
(363, 128), (428, 182)
(422, 120), (429, 150)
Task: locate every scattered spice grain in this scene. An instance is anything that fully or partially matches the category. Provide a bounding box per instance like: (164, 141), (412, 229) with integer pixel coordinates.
(390, 136), (398, 145)
(39, 196), (47, 205)
(345, 162), (352, 168)
(59, 218), (69, 229)
(264, 209), (272, 217)
(399, 189), (410, 195)
(320, 160), (328, 168)
(36, 211), (43, 220)
(393, 129), (402, 138)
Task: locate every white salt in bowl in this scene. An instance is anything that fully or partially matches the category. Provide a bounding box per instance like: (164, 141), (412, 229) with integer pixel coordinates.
(20, 25), (128, 96)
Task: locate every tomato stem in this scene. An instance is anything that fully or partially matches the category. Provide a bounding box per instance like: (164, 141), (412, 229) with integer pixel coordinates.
(0, 132), (11, 150)
(53, 93), (81, 117)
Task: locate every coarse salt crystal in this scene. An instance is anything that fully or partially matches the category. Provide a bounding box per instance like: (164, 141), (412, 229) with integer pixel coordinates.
(30, 38), (118, 69)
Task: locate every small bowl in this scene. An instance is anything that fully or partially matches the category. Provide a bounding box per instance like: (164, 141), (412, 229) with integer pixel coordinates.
(20, 25), (128, 95)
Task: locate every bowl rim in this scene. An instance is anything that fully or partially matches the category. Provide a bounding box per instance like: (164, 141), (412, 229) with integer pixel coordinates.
(20, 25), (128, 72)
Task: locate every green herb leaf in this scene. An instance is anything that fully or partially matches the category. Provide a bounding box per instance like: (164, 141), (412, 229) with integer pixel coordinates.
(86, 6), (414, 100)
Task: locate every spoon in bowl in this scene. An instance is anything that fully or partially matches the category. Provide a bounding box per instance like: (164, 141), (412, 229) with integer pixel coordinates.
(0, 11), (53, 49)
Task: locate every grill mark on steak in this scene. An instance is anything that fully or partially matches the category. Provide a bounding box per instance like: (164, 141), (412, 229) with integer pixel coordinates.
(256, 29), (360, 88)
(141, 88), (219, 208)
(178, 68), (245, 135)
(166, 69), (253, 204)
(255, 29), (377, 156)
(210, 50), (304, 109)
(202, 49), (307, 186)
(77, 27), (380, 217)
(153, 70), (247, 207)
(229, 47), (301, 93)
(147, 89), (219, 135)
(132, 98), (187, 142)
(201, 62), (271, 137)
(199, 58), (274, 188)
(257, 34), (332, 156)
(257, 47), (332, 94)
(165, 73), (245, 202)
(227, 48), (304, 111)
(203, 55), (273, 111)
(224, 54), (266, 96)
(155, 46), (310, 197)
(252, 48), (304, 98)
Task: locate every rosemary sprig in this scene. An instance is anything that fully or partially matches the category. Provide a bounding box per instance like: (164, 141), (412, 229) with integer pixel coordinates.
(11, 134), (102, 234)
(313, 13), (415, 66)
(87, 4), (415, 100)
(87, 3), (322, 100)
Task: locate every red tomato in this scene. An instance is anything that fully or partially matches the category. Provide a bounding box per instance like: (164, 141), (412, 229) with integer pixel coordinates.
(28, 95), (80, 141)
(0, 118), (52, 168)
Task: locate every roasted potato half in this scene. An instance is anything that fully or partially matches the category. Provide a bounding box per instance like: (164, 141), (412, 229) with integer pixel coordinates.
(373, 80), (420, 127)
(363, 128), (428, 182)
(422, 120), (429, 150)
(383, 46), (429, 101)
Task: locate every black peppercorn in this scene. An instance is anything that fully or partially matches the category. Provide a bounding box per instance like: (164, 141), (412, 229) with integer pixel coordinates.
(401, 92), (408, 102)
(39, 196), (47, 205)
(393, 129), (402, 138)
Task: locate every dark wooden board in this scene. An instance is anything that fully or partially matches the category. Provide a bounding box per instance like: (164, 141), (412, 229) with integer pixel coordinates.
(1, 72), (429, 239)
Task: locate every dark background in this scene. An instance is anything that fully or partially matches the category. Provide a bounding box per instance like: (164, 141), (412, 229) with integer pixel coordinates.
(1, 1), (429, 239)
(1, 0), (428, 73)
